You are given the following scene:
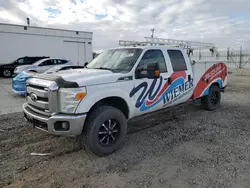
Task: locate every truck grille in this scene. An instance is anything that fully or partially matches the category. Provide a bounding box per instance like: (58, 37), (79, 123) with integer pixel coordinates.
(25, 78), (59, 116)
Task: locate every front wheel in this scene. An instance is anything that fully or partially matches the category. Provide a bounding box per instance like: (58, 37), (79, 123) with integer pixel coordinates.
(201, 85), (221, 111)
(83, 106), (127, 156)
(2, 69), (12, 78)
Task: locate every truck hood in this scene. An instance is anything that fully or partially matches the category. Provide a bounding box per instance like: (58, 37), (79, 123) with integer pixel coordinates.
(51, 68), (124, 86)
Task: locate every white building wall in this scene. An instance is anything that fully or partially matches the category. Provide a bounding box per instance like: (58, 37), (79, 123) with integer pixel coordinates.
(0, 23), (93, 66)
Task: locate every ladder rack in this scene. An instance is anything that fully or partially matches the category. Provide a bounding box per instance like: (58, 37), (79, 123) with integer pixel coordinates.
(145, 37), (215, 48)
(119, 37), (216, 51)
(119, 40), (148, 47)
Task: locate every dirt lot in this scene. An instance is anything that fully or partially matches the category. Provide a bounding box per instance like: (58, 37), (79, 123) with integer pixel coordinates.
(1, 71), (250, 188)
(0, 78), (25, 115)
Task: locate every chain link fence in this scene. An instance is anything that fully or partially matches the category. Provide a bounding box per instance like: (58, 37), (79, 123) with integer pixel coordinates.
(190, 47), (250, 69)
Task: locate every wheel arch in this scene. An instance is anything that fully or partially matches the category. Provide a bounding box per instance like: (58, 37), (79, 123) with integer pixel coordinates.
(202, 79), (223, 97)
(87, 96), (130, 119)
(211, 82), (220, 88)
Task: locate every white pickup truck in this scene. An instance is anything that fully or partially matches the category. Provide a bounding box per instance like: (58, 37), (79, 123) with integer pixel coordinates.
(23, 38), (228, 156)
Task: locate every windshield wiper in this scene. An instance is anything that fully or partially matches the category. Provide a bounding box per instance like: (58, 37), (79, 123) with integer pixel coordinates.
(94, 67), (114, 72)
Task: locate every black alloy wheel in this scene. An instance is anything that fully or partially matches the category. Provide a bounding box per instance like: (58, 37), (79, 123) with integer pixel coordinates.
(99, 119), (120, 146)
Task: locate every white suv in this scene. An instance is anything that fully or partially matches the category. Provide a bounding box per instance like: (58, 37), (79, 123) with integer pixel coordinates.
(14, 58), (73, 75)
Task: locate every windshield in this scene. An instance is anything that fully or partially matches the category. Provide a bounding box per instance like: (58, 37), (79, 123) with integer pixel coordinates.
(86, 48), (142, 72)
(11, 58), (24, 64)
(10, 59), (17, 64)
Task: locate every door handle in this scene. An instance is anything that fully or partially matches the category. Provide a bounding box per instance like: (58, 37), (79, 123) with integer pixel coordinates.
(168, 77), (172, 85)
(164, 77), (172, 84)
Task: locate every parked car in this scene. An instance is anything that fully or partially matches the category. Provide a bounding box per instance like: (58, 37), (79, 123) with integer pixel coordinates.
(13, 58), (73, 76)
(12, 65), (83, 96)
(0, 56), (49, 77)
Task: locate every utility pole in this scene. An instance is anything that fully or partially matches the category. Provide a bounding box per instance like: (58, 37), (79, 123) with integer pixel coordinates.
(151, 28), (155, 38)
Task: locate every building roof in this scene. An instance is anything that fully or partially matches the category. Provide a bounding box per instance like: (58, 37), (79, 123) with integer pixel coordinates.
(0, 22), (93, 34)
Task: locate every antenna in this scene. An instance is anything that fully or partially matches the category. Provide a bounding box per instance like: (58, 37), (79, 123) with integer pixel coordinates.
(150, 28), (155, 38)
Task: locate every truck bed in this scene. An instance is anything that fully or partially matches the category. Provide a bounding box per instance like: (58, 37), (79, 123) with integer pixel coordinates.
(191, 60), (228, 99)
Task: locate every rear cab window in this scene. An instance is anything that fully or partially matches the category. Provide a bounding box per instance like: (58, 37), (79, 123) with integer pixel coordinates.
(167, 50), (187, 72)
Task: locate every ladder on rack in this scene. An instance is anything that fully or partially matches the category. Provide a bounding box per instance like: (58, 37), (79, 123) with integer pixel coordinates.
(145, 37), (215, 49)
(119, 40), (148, 47)
(119, 37), (216, 51)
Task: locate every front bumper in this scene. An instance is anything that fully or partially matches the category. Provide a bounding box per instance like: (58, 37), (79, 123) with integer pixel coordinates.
(23, 103), (87, 136)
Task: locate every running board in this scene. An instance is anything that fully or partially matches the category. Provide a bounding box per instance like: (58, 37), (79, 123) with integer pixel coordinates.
(129, 103), (185, 122)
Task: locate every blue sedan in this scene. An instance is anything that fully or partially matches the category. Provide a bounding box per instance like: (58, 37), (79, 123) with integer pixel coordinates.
(12, 65), (84, 96)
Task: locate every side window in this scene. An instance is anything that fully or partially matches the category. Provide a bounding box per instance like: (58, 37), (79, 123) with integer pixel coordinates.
(167, 50), (187, 71)
(34, 58), (41, 62)
(56, 60), (67, 65)
(16, 58), (25, 64)
(24, 58), (36, 64)
(137, 50), (167, 73)
(40, 60), (54, 66)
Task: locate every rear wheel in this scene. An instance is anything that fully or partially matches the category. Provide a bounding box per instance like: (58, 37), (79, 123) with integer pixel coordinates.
(201, 85), (221, 111)
(83, 106), (127, 156)
(2, 69), (12, 78)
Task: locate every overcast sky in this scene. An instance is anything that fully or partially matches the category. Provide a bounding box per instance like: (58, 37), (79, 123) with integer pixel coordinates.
(0, 0), (250, 51)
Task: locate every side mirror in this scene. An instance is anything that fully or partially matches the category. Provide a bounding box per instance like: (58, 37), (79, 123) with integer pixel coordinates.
(84, 62), (88, 67)
(146, 62), (160, 79)
(135, 62), (160, 79)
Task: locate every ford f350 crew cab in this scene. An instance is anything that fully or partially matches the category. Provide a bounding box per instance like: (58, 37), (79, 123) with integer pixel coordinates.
(23, 38), (227, 156)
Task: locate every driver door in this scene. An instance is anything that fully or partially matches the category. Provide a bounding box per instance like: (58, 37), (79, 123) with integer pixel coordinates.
(130, 49), (173, 116)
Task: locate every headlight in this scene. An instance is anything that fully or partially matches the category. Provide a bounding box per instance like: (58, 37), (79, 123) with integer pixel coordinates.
(59, 87), (87, 113)
(14, 67), (21, 73)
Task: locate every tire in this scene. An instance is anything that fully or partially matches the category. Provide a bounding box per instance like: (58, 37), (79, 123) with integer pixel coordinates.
(2, 69), (12, 78)
(201, 85), (221, 111)
(83, 106), (127, 156)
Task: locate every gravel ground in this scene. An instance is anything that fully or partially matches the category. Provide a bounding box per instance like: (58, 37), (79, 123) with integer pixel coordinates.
(1, 73), (250, 188)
